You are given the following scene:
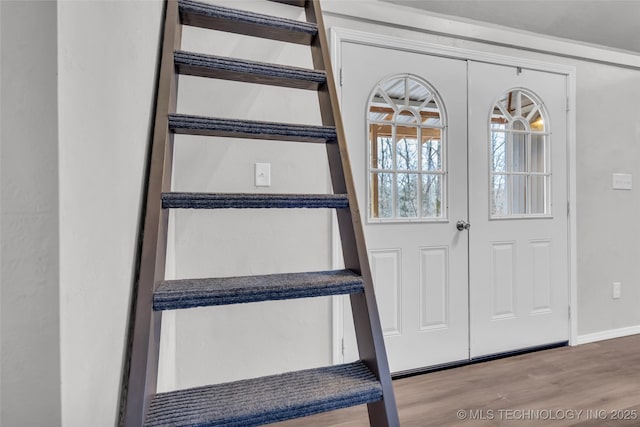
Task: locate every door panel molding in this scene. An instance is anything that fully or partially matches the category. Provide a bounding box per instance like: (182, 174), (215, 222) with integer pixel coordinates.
(530, 239), (552, 314)
(418, 246), (449, 331)
(369, 248), (403, 336)
(490, 241), (517, 320)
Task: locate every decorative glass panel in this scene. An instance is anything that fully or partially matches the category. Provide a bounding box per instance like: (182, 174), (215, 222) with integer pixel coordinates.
(396, 132), (418, 171)
(421, 129), (442, 171)
(371, 173), (393, 219)
(370, 123), (393, 170)
(368, 74), (446, 221)
(530, 176), (547, 214)
(491, 131), (507, 173)
(511, 130), (527, 173)
(491, 174), (508, 216)
(530, 134), (547, 173)
(489, 88), (551, 218)
(397, 173), (418, 218)
(421, 174), (442, 218)
(421, 100), (441, 127)
(396, 109), (418, 124)
(511, 175), (527, 215)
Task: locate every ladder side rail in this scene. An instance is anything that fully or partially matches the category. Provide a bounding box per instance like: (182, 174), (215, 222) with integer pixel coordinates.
(119, 1), (182, 425)
(305, 1), (400, 426)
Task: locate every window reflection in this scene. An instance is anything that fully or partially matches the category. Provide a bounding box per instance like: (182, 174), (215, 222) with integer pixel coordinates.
(368, 75), (446, 220)
(489, 89), (550, 217)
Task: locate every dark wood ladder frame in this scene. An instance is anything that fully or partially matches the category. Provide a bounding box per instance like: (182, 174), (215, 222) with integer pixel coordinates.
(118, 1), (399, 426)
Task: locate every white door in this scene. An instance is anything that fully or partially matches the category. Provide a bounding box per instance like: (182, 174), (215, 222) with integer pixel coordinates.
(339, 43), (570, 373)
(340, 42), (469, 372)
(468, 61), (569, 357)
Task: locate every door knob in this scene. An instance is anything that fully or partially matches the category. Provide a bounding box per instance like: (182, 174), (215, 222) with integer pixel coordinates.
(456, 220), (471, 231)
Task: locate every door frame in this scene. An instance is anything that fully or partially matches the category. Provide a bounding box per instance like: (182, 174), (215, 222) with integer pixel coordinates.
(330, 27), (577, 364)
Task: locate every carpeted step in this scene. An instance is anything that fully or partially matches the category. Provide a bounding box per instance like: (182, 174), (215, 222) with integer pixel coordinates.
(169, 114), (336, 143)
(144, 361), (382, 427)
(178, 0), (317, 45)
(174, 51), (326, 90)
(162, 192), (349, 209)
(154, 269), (363, 311)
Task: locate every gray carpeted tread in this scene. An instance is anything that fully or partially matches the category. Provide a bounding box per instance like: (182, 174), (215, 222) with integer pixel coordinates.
(179, 0), (317, 44)
(144, 361), (382, 427)
(154, 269), (363, 311)
(169, 114), (337, 143)
(174, 51), (326, 90)
(162, 192), (349, 209)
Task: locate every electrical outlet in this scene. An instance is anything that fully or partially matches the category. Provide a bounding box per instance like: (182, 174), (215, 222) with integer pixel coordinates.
(613, 173), (632, 190)
(255, 163), (271, 187)
(613, 282), (621, 299)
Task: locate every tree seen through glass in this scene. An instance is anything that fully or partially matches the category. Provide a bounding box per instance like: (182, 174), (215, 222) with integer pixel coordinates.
(490, 89), (550, 217)
(368, 75), (446, 220)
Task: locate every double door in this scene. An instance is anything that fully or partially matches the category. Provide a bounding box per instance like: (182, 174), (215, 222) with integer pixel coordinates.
(340, 42), (569, 372)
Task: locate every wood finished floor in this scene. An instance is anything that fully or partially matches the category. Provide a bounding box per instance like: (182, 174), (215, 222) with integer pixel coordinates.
(274, 335), (640, 426)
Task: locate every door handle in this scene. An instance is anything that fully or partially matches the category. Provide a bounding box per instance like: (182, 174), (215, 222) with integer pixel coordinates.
(456, 220), (471, 231)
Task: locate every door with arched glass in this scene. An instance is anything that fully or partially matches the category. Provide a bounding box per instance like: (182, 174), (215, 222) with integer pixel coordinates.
(339, 42), (569, 374)
(340, 42), (470, 372)
(468, 62), (569, 358)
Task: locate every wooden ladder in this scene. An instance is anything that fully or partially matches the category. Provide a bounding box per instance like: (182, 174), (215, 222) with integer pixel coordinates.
(119, 0), (399, 425)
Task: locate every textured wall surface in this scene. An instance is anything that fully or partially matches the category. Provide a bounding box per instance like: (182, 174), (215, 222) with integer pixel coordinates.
(0, 1), (61, 425)
(57, 1), (163, 425)
(574, 64), (640, 334)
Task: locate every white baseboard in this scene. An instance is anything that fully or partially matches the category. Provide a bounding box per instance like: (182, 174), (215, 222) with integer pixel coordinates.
(576, 325), (640, 345)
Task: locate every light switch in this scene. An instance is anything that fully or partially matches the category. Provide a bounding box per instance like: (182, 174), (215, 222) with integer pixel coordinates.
(613, 282), (621, 299)
(255, 163), (271, 187)
(612, 173), (632, 190)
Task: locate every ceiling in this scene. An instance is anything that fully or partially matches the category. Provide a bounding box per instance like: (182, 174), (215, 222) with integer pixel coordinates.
(381, 0), (640, 54)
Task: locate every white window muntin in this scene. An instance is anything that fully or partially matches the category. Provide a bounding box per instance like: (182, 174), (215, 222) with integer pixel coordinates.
(367, 74), (447, 223)
(489, 88), (552, 219)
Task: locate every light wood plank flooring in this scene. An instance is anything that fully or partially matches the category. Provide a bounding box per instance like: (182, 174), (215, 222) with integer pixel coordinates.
(274, 335), (640, 426)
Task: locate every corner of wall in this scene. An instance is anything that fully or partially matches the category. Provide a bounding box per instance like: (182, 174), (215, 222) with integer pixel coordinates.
(1, 0), (61, 425)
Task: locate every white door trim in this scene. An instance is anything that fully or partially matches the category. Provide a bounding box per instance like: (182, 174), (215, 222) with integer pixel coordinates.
(330, 27), (578, 364)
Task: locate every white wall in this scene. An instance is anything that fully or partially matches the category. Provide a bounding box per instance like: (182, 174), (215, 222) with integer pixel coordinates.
(575, 65), (640, 335)
(57, 1), (163, 426)
(1, 1), (61, 425)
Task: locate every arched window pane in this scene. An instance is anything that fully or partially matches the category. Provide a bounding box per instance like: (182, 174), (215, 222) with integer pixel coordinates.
(490, 88), (550, 218)
(491, 131), (507, 173)
(370, 124), (393, 170)
(371, 173), (393, 219)
(396, 127), (418, 171)
(421, 129), (442, 171)
(397, 174), (418, 218)
(368, 74), (446, 221)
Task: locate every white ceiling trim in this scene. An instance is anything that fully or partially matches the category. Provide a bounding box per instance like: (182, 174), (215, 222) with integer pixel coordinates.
(330, 27), (577, 76)
(322, 0), (640, 70)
